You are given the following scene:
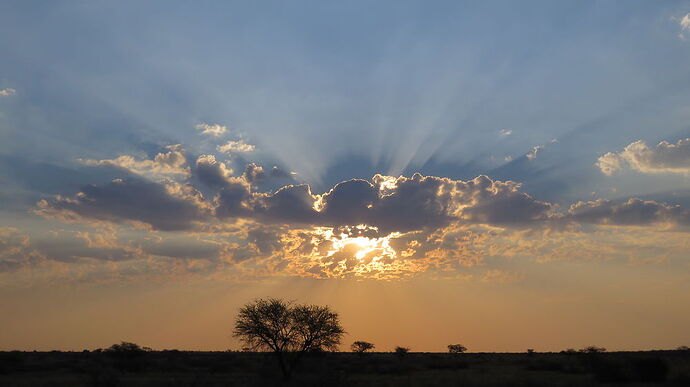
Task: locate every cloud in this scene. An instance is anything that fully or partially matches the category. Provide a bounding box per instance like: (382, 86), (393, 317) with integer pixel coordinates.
(240, 163), (294, 185)
(36, 178), (208, 231)
(0, 88), (16, 97)
(241, 163), (265, 184)
(217, 140), (255, 153)
(526, 145), (543, 160)
(499, 129), (513, 136)
(596, 138), (690, 175)
(195, 123), (227, 136)
(481, 269), (523, 283)
(215, 173), (556, 233)
(567, 198), (690, 226)
(194, 154), (234, 188)
(79, 145), (189, 178)
(33, 230), (143, 262)
(269, 166), (295, 178)
(0, 228), (42, 272)
(679, 13), (690, 40)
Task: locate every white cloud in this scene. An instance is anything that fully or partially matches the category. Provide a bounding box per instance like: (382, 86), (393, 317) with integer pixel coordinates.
(0, 88), (16, 97)
(526, 145), (543, 160)
(217, 140), (256, 153)
(79, 144), (189, 178)
(681, 13), (690, 30)
(499, 129), (513, 136)
(195, 123), (227, 136)
(596, 138), (690, 175)
(678, 13), (690, 40)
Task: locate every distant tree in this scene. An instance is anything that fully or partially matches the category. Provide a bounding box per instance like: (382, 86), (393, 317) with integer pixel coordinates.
(105, 342), (146, 353)
(447, 344), (467, 354)
(233, 298), (345, 379)
(351, 341), (375, 353)
(561, 348), (578, 354)
(104, 341), (149, 371)
(676, 345), (690, 351)
(526, 348), (536, 356)
(579, 345), (606, 354)
(394, 346), (410, 356)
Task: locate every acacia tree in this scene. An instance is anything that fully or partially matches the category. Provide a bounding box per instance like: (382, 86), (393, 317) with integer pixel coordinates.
(233, 298), (345, 379)
(351, 341), (375, 353)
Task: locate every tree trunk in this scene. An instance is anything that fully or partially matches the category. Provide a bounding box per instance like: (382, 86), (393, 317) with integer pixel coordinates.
(274, 351), (290, 380)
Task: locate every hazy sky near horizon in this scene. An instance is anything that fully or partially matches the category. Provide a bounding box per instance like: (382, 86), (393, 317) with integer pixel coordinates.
(2, 1), (690, 352)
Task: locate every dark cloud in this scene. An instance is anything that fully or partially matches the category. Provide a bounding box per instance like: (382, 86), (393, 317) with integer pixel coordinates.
(214, 180), (253, 218)
(459, 175), (554, 225)
(567, 198), (690, 226)
(37, 179), (207, 231)
(242, 163), (265, 184)
(35, 164), (690, 236)
(32, 234), (140, 262)
(194, 154), (234, 189)
(215, 173), (557, 233)
(269, 166), (292, 178)
(241, 163), (294, 185)
(254, 184), (318, 223)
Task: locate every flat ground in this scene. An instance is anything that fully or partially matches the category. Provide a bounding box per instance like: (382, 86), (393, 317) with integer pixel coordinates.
(1, 350), (689, 386)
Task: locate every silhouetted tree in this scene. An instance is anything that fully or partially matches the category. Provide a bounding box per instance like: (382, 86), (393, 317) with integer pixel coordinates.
(676, 345), (690, 351)
(105, 342), (146, 353)
(394, 346), (410, 356)
(579, 345), (606, 353)
(526, 348), (536, 356)
(233, 298), (345, 379)
(447, 344), (467, 354)
(351, 341), (375, 353)
(104, 341), (150, 372)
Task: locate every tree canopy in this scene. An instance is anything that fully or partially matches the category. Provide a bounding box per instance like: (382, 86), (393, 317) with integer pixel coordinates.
(233, 298), (345, 378)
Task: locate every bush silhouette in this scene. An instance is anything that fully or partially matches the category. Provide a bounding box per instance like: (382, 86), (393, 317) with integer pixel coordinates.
(233, 298), (344, 379)
(104, 341), (149, 372)
(447, 344), (467, 354)
(579, 345), (606, 354)
(105, 342), (146, 353)
(394, 346), (410, 355)
(351, 341), (375, 353)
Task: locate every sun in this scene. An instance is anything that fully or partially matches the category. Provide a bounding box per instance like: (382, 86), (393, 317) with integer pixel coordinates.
(322, 225), (402, 261)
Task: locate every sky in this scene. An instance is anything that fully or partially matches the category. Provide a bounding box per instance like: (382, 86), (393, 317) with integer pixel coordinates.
(1, 0), (690, 352)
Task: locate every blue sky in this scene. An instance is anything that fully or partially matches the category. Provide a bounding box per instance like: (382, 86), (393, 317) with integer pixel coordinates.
(2, 1), (690, 351)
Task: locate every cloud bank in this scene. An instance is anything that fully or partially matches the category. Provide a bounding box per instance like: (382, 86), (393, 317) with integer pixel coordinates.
(26, 145), (690, 281)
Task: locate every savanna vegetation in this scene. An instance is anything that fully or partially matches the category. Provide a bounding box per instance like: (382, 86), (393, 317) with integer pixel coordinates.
(2, 348), (690, 386)
(2, 298), (689, 386)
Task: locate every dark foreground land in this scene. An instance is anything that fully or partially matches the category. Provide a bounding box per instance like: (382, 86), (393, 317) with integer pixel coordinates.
(1, 350), (690, 386)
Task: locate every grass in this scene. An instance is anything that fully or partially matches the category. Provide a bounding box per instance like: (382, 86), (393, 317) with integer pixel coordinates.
(1, 350), (689, 386)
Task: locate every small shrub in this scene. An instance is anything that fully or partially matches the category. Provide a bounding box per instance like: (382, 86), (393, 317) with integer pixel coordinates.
(106, 341), (146, 353)
(448, 344), (467, 354)
(578, 345), (606, 354)
(351, 341), (375, 353)
(105, 341), (148, 372)
(394, 346), (410, 355)
(676, 345), (690, 351)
